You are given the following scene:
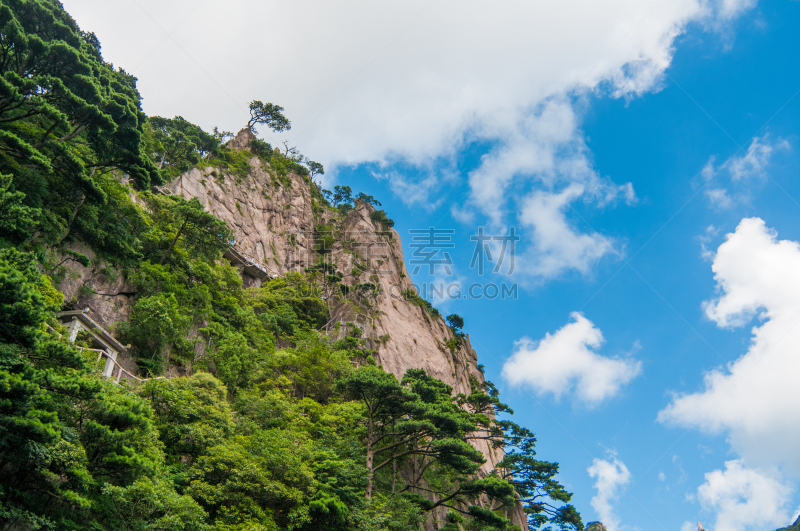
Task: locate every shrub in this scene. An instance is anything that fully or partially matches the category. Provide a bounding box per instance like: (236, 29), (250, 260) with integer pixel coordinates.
(401, 289), (440, 317)
(369, 209), (394, 230)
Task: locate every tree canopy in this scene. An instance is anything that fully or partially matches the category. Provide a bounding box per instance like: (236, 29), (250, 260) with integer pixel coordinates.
(446, 314), (464, 332)
(146, 116), (219, 179)
(0, 0), (161, 261)
(247, 100), (291, 133)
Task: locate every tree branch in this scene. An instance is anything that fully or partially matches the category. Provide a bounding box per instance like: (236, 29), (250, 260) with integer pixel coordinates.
(56, 123), (87, 144)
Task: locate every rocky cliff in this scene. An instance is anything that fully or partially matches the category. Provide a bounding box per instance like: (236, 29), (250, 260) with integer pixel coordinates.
(170, 131), (485, 396)
(171, 130), (527, 527)
(57, 129), (528, 529)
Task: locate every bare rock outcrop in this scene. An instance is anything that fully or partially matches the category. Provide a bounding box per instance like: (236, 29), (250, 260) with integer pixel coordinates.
(52, 242), (140, 376)
(57, 129), (527, 529)
(169, 133), (527, 528)
(170, 137), (501, 465)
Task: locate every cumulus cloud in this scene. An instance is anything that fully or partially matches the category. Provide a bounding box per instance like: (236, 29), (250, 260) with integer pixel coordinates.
(502, 312), (641, 405)
(702, 136), (789, 208)
(658, 218), (800, 471)
(517, 185), (617, 278)
(588, 455), (632, 531)
(696, 460), (793, 531)
(61, 0), (759, 278)
(467, 100), (635, 278)
(59, 0), (743, 165)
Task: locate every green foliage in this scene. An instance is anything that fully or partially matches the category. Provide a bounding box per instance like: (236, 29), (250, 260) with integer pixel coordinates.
(63, 248), (91, 268)
(146, 195), (232, 266)
(268, 333), (352, 402)
(446, 337), (462, 353)
(331, 185), (352, 207)
(495, 422), (583, 530)
(0, 239), (579, 531)
(248, 272), (329, 332)
(312, 225), (335, 255)
(0, 173), (37, 245)
(207, 331), (265, 395)
(270, 150), (308, 180)
(370, 209), (395, 229)
(124, 292), (191, 374)
(140, 373), (234, 462)
(147, 116), (219, 179)
(402, 288), (440, 318)
(305, 160), (324, 179)
(205, 145), (255, 181)
(0, 249), (57, 346)
(248, 137), (274, 162)
(0, 248), (168, 530)
(335, 366), (550, 529)
(99, 477), (210, 531)
(356, 192), (381, 207)
(446, 314), (465, 331)
(70, 172), (151, 265)
(247, 101), (291, 133)
(778, 517), (800, 531)
(0, 0), (159, 264)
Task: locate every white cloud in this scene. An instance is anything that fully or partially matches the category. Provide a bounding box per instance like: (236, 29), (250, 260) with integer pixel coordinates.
(726, 136), (785, 182)
(704, 188), (734, 209)
(717, 0), (759, 20)
(465, 99), (634, 222)
(658, 218), (800, 471)
(464, 99), (637, 279)
(517, 185), (616, 278)
(372, 169), (446, 209)
(696, 460), (792, 531)
(697, 225), (722, 260)
(60, 0), (759, 279)
(59, 0), (739, 165)
(588, 455), (632, 531)
(502, 312), (641, 405)
(701, 136), (789, 208)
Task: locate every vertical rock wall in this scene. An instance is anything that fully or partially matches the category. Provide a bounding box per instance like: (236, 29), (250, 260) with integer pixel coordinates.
(169, 132), (528, 529)
(55, 130), (528, 530)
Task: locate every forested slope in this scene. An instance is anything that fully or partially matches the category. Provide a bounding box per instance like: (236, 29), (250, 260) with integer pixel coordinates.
(0, 1), (583, 530)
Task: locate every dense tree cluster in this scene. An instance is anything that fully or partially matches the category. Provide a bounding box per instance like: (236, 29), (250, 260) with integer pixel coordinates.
(0, 0), (159, 252)
(0, 193), (582, 529)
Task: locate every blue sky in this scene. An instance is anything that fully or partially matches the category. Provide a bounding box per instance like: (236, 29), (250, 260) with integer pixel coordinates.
(62, 0), (800, 529)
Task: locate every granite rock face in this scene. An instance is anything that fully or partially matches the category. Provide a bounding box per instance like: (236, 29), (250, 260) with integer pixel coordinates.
(168, 131), (528, 529)
(53, 241), (139, 376)
(169, 130), (500, 455)
(60, 129), (528, 529)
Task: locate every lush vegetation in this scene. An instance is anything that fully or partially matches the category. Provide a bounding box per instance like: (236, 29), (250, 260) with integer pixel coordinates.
(777, 518), (800, 531)
(0, 240), (583, 530)
(0, 2), (584, 530)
